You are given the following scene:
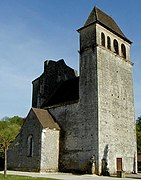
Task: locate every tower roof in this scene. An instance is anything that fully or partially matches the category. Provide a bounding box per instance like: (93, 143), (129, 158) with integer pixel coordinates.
(78, 6), (131, 43)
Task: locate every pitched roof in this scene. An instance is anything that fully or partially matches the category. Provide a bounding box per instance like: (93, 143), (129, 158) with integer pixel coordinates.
(32, 108), (60, 130)
(42, 77), (79, 107)
(78, 6), (131, 43)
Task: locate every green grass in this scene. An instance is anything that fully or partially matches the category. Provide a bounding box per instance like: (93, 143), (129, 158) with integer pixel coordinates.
(0, 174), (58, 180)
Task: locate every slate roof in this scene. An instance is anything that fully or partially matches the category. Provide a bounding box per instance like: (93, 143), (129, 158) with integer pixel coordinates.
(43, 77), (79, 107)
(78, 6), (131, 43)
(32, 108), (60, 130)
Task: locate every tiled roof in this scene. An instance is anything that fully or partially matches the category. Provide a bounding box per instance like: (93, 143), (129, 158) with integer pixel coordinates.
(32, 108), (60, 130)
(79, 6), (131, 43)
(43, 77), (79, 107)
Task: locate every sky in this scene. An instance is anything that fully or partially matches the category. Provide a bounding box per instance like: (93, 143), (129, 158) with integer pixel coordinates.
(0, 0), (140, 119)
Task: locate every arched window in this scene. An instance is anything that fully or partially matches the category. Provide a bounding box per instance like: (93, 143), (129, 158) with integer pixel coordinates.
(27, 135), (33, 157)
(121, 44), (126, 59)
(101, 32), (105, 46)
(113, 39), (119, 54)
(107, 36), (111, 50)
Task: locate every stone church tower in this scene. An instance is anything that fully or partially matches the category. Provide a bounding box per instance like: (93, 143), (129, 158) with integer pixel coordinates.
(7, 6), (137, 175)
(78, 7), (137, 174)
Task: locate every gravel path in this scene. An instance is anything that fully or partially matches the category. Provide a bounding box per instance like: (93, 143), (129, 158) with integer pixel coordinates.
(0, 171), (141, 180)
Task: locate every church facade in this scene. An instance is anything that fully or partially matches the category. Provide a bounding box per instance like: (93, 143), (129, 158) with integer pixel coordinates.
(8, 7), (137, 175)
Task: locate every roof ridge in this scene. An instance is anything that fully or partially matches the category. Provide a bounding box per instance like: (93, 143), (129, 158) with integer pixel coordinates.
(94, 6), (98, 21)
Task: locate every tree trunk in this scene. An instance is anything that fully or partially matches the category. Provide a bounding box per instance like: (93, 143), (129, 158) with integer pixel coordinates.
(4, 148), (7, 178)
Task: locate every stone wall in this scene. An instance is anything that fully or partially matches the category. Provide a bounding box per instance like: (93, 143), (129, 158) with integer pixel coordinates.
(8, 109), (42, 172)
(49, 99), (99, 173)
(76, 18), (137, 174)
(32, 59), (77, 108)
(40, 128), (60, 172)
(97, 46), (136, 174)
(96, 23), (137, 174)
(7, 134), (21, 170)
(78, 23), (99, 173)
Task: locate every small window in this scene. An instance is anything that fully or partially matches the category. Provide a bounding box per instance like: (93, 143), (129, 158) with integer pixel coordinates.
(121, 44), (126, 59)
(27, 135), (33, 157)
(101, 32), (105, 46)
(107, 36), (111, 50)
(113, 39), (119, 54)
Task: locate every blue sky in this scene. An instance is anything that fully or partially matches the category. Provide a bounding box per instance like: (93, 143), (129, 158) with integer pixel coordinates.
(0, 0), (140, 119)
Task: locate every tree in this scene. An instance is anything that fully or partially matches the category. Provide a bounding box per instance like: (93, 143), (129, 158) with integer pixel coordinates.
(0, 116), (23, 177)
(136, 116), (141, 152)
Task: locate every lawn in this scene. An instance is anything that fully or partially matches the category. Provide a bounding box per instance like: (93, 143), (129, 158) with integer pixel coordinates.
(0, 174), (59, 180)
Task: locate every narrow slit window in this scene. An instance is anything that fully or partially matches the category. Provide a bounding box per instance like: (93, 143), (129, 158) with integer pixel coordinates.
(121, 44), (126, 58)
(101, 32), (105, 46)
(27, 135), (33, 157)
(107, 36), (111, 50)
(113, 39), (119, 54)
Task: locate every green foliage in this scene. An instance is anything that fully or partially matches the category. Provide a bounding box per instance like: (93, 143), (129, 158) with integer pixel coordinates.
(0, 116), (24, 156)
(0, 116), (24, 126)
(136, 116), (141, 152)
(0, 122), (20, 151)
(0, 116), (24, 176)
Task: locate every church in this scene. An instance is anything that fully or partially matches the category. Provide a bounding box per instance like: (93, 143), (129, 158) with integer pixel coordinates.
(7, 6), (137, 175)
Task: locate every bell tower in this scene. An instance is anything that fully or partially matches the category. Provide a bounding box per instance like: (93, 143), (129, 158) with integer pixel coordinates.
(78, 6), (137, 174)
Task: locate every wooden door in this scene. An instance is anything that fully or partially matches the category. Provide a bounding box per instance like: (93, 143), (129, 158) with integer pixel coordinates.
(117, 158), (122, 171)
